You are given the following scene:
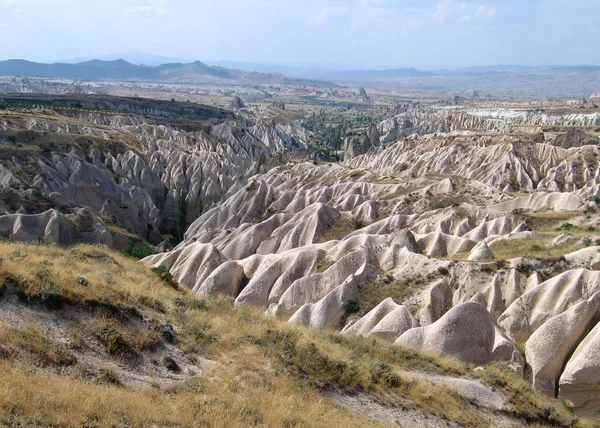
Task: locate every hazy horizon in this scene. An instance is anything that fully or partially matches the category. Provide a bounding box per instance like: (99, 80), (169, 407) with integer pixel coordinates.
(0, 0), (598, 69)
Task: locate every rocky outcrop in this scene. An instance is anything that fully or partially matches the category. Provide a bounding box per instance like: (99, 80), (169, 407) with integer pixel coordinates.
(395, 302), (512, 365)
(0, 208), (112, 247)
(231, 96), (245, 110)
(468, 241), (495, 261)
(526, 294), (600, 396)
(559, 321), (600, 416)
(342, 298), (419, 342)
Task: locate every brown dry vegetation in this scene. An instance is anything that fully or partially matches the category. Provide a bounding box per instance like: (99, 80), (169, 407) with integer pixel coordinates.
(0, 242), (590, 427)
(316, 215), (360, 243)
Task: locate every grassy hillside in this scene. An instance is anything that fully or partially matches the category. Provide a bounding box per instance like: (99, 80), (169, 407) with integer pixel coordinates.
(0, 242), (589, 427)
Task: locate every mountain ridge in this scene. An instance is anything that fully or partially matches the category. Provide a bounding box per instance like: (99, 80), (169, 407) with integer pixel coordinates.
(0, 58), (335, 86)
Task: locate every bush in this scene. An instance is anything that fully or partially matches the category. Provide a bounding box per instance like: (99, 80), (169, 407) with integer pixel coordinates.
(93, 323), (134, 356)
(344, 299), (360, 314)
(173, 297), (207, 311)
(480, 264), (495, 274)
(584, 204), (597, 214)
(370, 362), (402, 388)
(119, 242), (153, 259)
(438, 267), (450, 276)
(517, 263), (534, 275)
(353, 220), (364, 230)
(583, 237), (593, 246)
(98, 363), (121, 385)
(35, 281), (64, 307)
(151, 266), (178, 289)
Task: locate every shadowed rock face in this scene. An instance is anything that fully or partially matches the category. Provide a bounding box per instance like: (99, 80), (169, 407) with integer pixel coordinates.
(0, 100), (309, 246)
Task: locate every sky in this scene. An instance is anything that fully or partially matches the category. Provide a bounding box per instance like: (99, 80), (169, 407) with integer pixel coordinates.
(0, 0), (598, 69)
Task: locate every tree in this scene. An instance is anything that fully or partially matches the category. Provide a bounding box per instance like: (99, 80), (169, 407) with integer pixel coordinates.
(176, 191), (188, 241)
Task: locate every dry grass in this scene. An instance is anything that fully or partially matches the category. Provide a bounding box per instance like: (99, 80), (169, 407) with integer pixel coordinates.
(0, 241), (588, 427)
(488, 236), (585, 261)
(356, 276), (424, 317)
(0, 357), (383, 427)
(0, 243), (177, 310)
(316, 216), (359, 243)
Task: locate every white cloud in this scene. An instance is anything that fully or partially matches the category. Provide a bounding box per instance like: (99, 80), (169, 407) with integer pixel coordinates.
(358, 0), (389, 5)
(433, 0), (455, 22)
(310, 6), (348, 27)
(475, 5), (496, 18)
(126, 5), (170, 17)
(436, 1), (496, 24)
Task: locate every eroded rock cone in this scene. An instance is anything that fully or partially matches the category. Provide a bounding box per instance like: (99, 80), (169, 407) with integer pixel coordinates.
(526, 293), (600, 396)
(468, 241), (494, 261)
(389, 229), (418, 253)
(395, 302), (496, 365)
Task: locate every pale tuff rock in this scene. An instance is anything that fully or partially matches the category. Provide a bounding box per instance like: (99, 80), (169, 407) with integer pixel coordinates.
(468, 241), (495, 261)
(341, 298), (419, 342)
(417, 279), (454, 326)
(559, 321), (600, 416)
(387, 229), (418, 253)
(498, 269), (600, 343)
(143, 242), (228, 294)
(0, 209), (112, 247)
(268, 252), (378, 320)
(195, 260), (246, 297)
(396, 302), (498, 365)
(287, 272), (361, 330)
(416, 231), (476, 258)
(526, 293), (600, 396)
(564, 246), (600, 268)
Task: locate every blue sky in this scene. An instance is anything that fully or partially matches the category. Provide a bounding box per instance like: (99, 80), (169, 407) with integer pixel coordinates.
(0, 0), (598, 68)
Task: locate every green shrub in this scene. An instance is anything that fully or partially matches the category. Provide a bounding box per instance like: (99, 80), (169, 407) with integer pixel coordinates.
(438, 267), (450, 276)
(353, 220), (364, 230)
(480, 264), (495, 274)
(152, 266), (178, 289)
(344, 299), (360, 314)
(119, 242), (153, 259)
(517, 263), (534, 275)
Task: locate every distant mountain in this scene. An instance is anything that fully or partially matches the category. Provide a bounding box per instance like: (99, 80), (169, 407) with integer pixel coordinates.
(57, 50), (193, 66)
(0, 59), (335, 86)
